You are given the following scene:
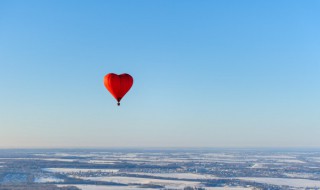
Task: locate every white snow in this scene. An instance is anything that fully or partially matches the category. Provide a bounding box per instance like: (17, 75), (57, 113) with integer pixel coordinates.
(34, 177), (64, 183)
(238, 177), (320, 188)
(205, 187), (253, 190)
(275, 159), (305, 164)
(41, 158), (76, 162)
(58, 185), (157, 190)
(44, 168), (119, 173)
(58, 184), (252, 190)
(252, 155), (296, 159)
(78, 176), (201, 189)
(86, 160), (118, 164)
(130, 172), (217, 180)
(284, 172), (315, 178)
(310, 157), (320, 162)
(250, 163), (265, 169)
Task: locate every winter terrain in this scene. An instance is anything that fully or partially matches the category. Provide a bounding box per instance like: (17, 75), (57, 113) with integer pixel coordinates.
(0, 149), (319, 189)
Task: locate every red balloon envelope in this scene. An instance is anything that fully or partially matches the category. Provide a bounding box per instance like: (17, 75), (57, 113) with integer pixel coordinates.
(104, 73), (134, 106)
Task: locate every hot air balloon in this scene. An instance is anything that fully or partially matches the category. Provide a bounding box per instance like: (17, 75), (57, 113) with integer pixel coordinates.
(104, 73), (134, 106)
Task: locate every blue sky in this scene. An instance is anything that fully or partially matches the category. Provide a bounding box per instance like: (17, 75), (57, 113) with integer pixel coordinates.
(0, 0), (319, 148)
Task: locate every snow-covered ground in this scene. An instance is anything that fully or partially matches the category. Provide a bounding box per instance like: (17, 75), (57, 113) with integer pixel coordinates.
(0, 158), (35, 160)
(250, 163), (265, 168)
(284, 172), (316, 178)
(252, 155), (297, 159)
(77, 176), (201, 189)
(275, 159), (306, 164)
(58, 185), (161, 190)
(205, 187), (253, 190)
(0, 158), (76, 162)
(309, 157), (320, 163)
(129, 172), (217, 180)
(34, 177), (64, 183)
(86, 160), (119, 164)
(238, 177), (320, 188)
(41, 158), (76, 162)
(44, 168), (119, 173)
(58, 184), (253, 190)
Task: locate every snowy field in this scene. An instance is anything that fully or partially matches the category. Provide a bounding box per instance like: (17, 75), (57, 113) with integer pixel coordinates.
(310, 157), (320, 163)
(58, 184), (253, 190)
(205, 187), (253, 190)
(44, 168), (119, 173)
(86, 160), (119, 164)
(1, 149), (320, 189)
(40, 158), (77, 162)
(77, 176), (201, 189)
(238, 177), (320, 188)
(58, 185), (167, 190)
(129, 172), (217, 180)
(34, 177), (64, 183)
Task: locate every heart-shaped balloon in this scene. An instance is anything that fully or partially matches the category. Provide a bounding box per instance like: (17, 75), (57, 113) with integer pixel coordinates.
(104, 73), (134, 106)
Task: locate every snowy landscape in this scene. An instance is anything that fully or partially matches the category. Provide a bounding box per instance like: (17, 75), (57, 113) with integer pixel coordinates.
(0, 149), (319, 189)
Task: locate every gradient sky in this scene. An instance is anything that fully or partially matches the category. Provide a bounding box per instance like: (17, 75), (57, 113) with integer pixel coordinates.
(0, 0), (319, 148)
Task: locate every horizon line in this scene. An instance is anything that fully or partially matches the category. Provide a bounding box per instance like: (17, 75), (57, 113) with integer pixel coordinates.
(0, 146), (320, 150)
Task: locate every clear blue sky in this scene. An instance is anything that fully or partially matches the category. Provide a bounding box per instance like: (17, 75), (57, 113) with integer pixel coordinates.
(0, 0), (319, 148)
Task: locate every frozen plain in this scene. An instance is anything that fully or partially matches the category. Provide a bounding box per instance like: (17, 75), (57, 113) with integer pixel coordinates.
(0, 149), (320, 189)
